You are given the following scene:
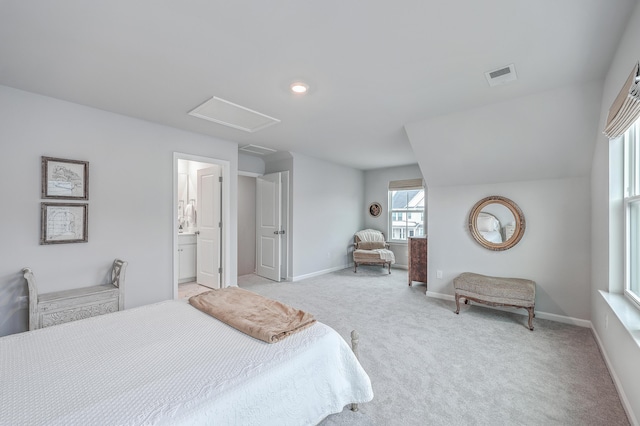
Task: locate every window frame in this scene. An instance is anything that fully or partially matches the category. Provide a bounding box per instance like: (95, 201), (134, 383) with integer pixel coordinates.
(623, 119), (640, 309)
(388, 187), (425, 243)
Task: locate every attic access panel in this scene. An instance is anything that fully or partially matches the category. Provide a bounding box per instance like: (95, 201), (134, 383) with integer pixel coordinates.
(188, 96), (281, 133)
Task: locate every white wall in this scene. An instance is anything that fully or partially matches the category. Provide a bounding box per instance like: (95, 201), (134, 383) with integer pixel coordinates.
(591, 1), (640, 423)
(0, 85), (238, 336)
(289, 153), (364, 279)
(363, 164), (425, 267)
(428, 177), (591, 320)
(238, 153), (265, 175)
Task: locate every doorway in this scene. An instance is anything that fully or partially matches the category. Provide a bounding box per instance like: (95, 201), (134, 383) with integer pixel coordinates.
(173, 153), (230, 299)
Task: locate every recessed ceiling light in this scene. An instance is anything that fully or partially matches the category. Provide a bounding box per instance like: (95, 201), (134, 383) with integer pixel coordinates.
(290, 82), (309, 94)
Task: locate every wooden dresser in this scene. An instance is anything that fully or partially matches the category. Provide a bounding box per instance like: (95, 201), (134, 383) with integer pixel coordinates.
(408, 237), (427, 287)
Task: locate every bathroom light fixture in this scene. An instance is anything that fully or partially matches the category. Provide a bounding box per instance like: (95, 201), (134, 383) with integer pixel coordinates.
(290, 82), (309, 94)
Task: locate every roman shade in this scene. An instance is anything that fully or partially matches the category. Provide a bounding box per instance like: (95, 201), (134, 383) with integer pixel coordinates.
(603, 62), (640, 139)
(388, 178), (424, 190)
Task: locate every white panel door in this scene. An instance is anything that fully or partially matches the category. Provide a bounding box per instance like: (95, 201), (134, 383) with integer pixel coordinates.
(256, 173), (281, 282)
(197, 166), (221, 288)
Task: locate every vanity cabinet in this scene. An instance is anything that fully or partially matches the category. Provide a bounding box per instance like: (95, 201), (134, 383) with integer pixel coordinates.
(408, 237), (427, 287)
(178, 234), (197, 283)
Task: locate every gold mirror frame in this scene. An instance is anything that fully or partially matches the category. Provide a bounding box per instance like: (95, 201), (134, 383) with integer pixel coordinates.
(469, 196), (525, 251)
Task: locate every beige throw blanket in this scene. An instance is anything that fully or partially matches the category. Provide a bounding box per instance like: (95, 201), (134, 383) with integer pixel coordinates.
(189, 287), (316, 343)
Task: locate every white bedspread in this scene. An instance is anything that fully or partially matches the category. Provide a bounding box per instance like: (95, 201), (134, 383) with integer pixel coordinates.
(0, 300), (373, 426)
(480, 230), (503, 243)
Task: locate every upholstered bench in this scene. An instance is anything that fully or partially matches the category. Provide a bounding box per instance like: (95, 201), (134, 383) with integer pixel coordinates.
(453, 272), (536, 330)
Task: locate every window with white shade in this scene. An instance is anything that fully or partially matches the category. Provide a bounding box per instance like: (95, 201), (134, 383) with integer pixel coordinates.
(624, 118), (640, 308)
(388, 179), (425, 242)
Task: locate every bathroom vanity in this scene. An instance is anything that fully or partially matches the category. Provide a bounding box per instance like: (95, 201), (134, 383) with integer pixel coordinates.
(178, 233), (197, 283)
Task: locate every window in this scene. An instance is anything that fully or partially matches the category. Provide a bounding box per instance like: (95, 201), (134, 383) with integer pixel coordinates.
(624, 118), (640, 307)
(388, 180), (424, 242)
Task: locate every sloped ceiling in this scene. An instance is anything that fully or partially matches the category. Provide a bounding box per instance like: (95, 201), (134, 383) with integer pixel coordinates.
(405, 82), (604, 187)
(0, 0), (636, 173)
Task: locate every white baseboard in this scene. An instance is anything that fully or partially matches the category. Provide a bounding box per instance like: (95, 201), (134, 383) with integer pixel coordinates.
(292, 265), (350, 282)
(425, 291), (591, 328)
(591, 324), (639, 426)
(292, 263), (405, 281)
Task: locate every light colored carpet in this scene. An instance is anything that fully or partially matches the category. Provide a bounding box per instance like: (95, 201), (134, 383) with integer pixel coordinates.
(178, 282), (211, 299)
(238, 267), (629, 426)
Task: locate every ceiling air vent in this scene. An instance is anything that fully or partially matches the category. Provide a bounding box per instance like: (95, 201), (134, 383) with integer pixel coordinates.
(485, 64), (517, 87)
(188, 96), (281, 133)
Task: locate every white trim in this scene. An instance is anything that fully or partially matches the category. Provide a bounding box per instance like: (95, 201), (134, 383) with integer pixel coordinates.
(238, 170), (261, 178)
(623, 122), (640, 308)
(425, 291), (454, 302)
(292, 265), (351, 282)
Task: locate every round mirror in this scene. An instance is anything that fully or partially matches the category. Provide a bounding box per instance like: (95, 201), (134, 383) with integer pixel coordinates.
(469, 196), (525, 251)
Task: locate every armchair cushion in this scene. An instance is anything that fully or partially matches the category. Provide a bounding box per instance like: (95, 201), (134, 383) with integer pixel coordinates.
(356, 241), (387, 250)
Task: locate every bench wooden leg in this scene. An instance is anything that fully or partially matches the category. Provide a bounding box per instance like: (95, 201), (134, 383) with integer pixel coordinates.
(454, 293), (461, 314)
(526, 307), (535, 331)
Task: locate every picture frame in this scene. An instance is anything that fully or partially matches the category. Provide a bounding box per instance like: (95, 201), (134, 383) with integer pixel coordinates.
(41, 156), (89, 200)
(368, 202), (382, 217)
(41, 203), (88, 244)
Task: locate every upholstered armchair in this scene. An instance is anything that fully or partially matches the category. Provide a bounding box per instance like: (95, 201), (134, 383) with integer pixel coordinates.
(353, 229), (396, 274)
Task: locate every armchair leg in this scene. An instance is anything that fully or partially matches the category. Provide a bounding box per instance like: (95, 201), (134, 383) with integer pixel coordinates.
(354, 262), (358, 273)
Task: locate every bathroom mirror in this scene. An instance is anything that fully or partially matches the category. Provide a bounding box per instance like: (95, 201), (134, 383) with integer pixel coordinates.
(468, 195), (525, 251)
(178, 173), (188, 229)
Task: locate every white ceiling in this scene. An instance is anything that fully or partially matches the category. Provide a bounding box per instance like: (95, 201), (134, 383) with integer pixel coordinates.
(0, 0), (635, 170)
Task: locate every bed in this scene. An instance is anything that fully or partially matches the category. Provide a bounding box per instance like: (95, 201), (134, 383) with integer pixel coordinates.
(476, 212), (503, 243)
(0, 298), (373, 425)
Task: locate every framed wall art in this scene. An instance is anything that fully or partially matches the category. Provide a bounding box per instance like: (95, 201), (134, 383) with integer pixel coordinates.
(368, 202), (382, 217)
(40, 203), (88, 244)
(41, 156), (89, 200)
